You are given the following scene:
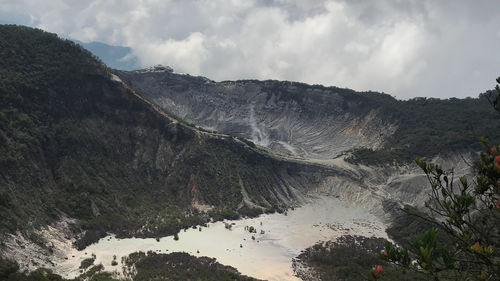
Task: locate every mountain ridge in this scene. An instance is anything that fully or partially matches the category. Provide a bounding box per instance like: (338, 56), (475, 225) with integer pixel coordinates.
(117, 67), (500, 164)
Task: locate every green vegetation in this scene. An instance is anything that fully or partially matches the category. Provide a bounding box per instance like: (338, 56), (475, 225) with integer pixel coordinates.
(380, 79), (500, 280)
(110, 255), (118, 266)
(79, 257), (95, 270)
(346, 94), (500, 165)
(384, 206), (444, 251)
(294, 235), (427, 281)
(208, 206), (241, 221)
(1, 252), (258, 281)
(0, 256), (64, 281)
(380, 141), (500, 280)
(123, 251), (259, 281)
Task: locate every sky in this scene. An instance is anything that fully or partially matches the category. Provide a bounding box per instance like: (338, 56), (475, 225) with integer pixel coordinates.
(1, 0), (499, 99)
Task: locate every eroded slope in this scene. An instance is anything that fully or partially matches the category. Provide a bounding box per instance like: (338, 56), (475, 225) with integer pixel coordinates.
(117, 68), (399, 160)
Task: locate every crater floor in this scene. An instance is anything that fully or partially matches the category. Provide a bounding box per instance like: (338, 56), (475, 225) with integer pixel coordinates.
(55, 196), (388, 281)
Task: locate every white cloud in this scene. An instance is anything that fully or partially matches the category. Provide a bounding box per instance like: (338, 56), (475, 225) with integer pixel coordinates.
(1, 0), (499, 99)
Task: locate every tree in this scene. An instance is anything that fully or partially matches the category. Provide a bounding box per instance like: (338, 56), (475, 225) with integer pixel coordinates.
(378, 78), (500, 281)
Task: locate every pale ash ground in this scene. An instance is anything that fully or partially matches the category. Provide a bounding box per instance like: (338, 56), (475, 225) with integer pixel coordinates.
(55, 196), (388, 281)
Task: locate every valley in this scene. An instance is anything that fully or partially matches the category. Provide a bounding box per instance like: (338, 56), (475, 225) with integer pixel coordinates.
(0, 25), (498, 281)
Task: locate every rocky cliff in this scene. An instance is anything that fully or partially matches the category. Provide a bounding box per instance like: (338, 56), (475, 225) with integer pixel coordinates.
(117, 67), (500, 165)
(117, 68), (399, 160)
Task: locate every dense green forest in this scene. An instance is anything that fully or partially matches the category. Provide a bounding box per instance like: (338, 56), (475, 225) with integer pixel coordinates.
(345, 94), (500, 164)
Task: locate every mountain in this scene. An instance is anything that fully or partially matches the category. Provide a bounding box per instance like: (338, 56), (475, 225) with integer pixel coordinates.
(76, 40), (141, 70)
(2, 24), (497, 281)
(0, 25), (438, 276)
(117, 67), (500, 164)
(0, 25), (335, 255)
(117, 67), (397, 160)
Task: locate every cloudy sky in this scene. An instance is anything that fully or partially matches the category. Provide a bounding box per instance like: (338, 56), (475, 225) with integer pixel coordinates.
(1, 0), (499, 99)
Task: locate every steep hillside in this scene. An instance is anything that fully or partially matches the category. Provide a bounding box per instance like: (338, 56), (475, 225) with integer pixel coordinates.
(0, 25), (330, 251)
(117, 67), (399, 160)
(117, 67), (500, 164)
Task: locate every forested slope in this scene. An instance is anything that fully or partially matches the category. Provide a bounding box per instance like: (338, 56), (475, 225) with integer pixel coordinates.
(0, 25), (322, 249)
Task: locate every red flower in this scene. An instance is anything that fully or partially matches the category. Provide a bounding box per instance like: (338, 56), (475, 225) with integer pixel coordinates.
(374, 265), (383, 275)
(471, 241), (482, 252)
(494, 155), (500, 172)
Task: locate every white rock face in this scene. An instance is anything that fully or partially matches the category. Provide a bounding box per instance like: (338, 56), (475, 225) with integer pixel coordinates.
(117, 71), (399, 160)
(2, 217), (78, 272)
